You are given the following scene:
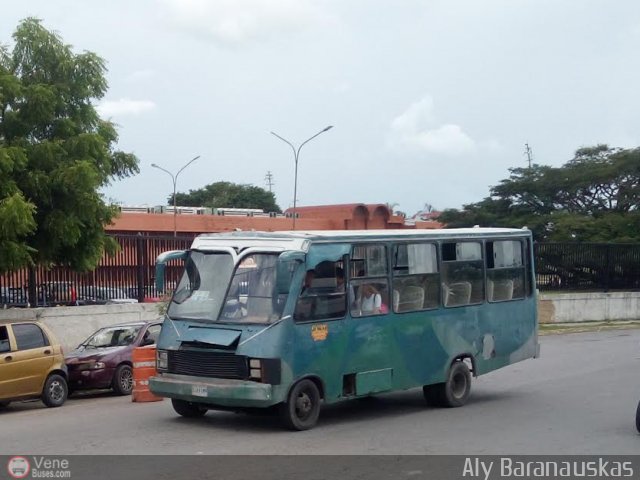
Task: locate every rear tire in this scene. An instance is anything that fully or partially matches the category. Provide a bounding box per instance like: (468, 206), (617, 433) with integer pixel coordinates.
(279, 379), (321, 431)
(42, 374), (68, 407)
(423, 361), (471, 408)
(112, 365), (133, 395)
(172, 399), (207, 418)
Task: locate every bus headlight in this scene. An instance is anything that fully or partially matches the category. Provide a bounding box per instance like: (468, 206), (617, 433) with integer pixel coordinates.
(247, 358), (282, 384)
(249, 358), (262, 380)
(157, 350), (168, 371)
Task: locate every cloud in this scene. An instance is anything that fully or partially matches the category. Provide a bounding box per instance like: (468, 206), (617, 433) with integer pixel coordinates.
(159, 0), (332, 46)
(97, 98), (156, 117)
(388, 95), (477, 156)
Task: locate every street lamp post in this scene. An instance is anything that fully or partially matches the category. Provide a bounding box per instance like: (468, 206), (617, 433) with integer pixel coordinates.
(151, 155), (201, 236)
(270, 126), (333, 230)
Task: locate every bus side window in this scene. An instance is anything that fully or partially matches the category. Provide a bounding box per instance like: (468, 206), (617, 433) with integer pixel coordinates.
(350, 244), (389, 317)
(350, 278), (389, 317)
(486, 240), (526, 302)
(441, 241), (484, 307)
(392, 243), (439, 312)
(294, 260), (347, 322)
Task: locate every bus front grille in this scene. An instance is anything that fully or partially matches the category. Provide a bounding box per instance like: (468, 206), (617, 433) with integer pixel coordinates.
(167, 350), (248, 379)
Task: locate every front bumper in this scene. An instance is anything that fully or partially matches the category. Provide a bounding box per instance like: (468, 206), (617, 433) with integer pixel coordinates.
(149, 373), (277, 408)
(68, 367), (115, 390)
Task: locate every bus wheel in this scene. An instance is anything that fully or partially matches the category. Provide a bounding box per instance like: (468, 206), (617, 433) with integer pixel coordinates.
(171, 399), (207, 418)
(424, 361), (471, 408)
(636, 400), (640, 433)
(279, 379), (321, 431)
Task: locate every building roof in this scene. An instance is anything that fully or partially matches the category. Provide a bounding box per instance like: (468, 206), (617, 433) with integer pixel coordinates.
(105, 202), (434, 234)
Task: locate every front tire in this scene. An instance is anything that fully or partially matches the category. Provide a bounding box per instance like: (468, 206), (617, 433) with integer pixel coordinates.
(42, 374), (68, 407)
(112, 365), (133, 395)
(279, 379), (321, 431)
(424, 361), (471, 408)
(172, 399), (207, 418)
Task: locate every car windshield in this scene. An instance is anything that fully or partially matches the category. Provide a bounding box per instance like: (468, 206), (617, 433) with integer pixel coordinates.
(167, 251), (235, 322)
(83, 325), (142, 348)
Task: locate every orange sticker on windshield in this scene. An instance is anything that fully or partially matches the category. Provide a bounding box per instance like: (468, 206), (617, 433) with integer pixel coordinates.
(311, 324), (328, 341)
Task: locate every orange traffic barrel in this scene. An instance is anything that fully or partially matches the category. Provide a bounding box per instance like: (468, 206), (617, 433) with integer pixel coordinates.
(132, 345), (163, 402)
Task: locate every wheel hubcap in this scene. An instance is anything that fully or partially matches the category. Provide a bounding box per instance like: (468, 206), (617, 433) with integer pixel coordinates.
(295, 392), (313, 420)
(49, 380), (64, 402)
(121, 370), (133, 391)
(451, 373), (467, 398)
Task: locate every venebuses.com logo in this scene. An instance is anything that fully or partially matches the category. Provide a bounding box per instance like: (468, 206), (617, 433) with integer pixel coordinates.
(6, 456), (71, 479)
(7, 457), (30, 479)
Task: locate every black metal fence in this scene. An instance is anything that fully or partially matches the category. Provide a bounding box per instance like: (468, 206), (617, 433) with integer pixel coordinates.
(534, 243), (640, 292)
(2, 238), (640, 307)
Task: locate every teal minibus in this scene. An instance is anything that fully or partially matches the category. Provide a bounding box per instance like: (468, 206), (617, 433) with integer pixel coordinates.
(149, 228), (539, 430)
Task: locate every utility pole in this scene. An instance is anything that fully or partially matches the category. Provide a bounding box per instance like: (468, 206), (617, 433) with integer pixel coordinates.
(524, 143), (533, 169)
(265, 171), (275, 192)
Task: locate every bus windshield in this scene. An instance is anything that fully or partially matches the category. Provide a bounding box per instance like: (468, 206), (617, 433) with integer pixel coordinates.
(167, 251), (234, 322)
(219, 253), (285, 324)
(167, 251), (287, 324)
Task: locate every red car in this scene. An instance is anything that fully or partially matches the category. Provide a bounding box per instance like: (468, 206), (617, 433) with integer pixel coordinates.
(65, 321), (162, 395)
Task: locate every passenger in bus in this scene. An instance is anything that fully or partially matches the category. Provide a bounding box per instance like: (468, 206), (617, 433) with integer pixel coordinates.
(357, 284), (382, 315)
(301, 269), (316, 295)
(335, 268), (345, 291)
(295, 270), (317, 320)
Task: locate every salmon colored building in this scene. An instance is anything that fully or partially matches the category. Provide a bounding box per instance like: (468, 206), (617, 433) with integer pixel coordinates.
(106, 203), (443, 236)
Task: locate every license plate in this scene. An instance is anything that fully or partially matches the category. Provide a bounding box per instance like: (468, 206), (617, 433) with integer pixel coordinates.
(191, 385), (207, 397)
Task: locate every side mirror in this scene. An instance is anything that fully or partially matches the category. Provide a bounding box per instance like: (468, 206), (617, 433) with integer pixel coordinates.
(276, 251), (305, 295)
(155, 250), (188, 293)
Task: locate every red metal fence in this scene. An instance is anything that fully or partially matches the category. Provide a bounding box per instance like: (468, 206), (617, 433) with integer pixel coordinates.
(0, 234), (194, 307)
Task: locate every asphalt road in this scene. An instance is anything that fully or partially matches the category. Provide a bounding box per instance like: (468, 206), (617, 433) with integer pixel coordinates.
(2, 329), (639, 455)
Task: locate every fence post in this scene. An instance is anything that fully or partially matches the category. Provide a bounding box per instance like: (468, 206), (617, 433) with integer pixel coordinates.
(604, 244), (611, 292)
(136, 234), (145, 303)
(27, 266), (37, 307)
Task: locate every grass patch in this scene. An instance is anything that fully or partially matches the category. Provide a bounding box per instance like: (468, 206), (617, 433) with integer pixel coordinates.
(540, 320), (640, 335)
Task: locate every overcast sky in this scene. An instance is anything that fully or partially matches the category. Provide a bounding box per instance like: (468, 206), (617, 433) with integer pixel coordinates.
(3, 1), (640, 215)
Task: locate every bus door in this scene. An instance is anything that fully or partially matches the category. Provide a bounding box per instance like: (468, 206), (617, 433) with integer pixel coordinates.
(291, 245), (350, 402)
(342, 243), (395, 397)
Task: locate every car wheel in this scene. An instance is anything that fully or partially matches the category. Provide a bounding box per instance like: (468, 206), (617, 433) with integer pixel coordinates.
(279, 379), (321, 431)
(42, 374), (68, 407)
(424, 361), (471, 408)
(0, 400), (10, 409)
(112, 365), (134, 395)
(171, 399), (207, 418)
(636, 400), (640, 434)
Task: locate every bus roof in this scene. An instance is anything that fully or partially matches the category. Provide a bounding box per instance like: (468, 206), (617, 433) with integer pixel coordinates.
(192, 228), (531, 251)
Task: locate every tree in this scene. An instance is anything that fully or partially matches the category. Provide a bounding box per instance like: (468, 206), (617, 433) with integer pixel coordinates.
(438, 145), (640, 241)
(0, 18), (139, 298)
(172, 181), (281, 213)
